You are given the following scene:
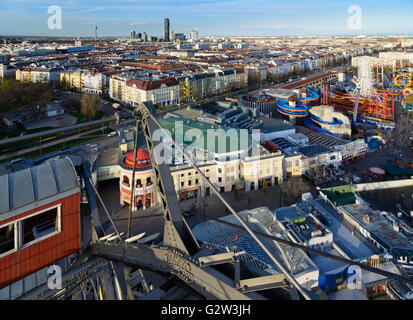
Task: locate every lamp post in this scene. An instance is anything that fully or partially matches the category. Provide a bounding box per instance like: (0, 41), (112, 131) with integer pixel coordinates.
(279, 184), (282, 208)
(127, 118), (139, 239)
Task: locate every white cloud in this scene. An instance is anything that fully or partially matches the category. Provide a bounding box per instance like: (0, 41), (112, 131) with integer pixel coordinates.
(251, 25), (289, 30)
(130, 21), (147, 26)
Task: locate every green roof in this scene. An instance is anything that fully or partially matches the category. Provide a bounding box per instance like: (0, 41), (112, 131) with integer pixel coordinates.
(321, 185), (356, 207)
(158, 117), (253, 154)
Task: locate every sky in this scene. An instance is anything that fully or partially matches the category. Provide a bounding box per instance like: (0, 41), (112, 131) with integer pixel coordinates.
(0, 0), (412, 37)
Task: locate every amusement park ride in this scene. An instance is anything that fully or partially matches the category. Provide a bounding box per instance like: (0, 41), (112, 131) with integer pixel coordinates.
(330, 57), (412, 123)
(275, 58), (413, 126)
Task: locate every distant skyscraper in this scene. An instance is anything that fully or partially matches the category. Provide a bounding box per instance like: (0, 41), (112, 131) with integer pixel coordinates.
(175, 33), (185, 42)
(94, 23), (97, 41)
(131, 30), (136, 39)
(190, 29), (199, 41)
(164, 18), (170, 42)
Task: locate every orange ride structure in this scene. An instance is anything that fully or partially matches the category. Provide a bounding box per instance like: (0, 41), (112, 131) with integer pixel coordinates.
(327, 87), (397, 122)
(319, 56), (413, 123)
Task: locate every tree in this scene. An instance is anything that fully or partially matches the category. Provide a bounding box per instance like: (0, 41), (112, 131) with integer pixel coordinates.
(61, 95), (81, 112)
(81, 93), (102, 121)
(0, 80), (53, 113)
(281, 176), (312, 205)
(60, 77), (70, 91)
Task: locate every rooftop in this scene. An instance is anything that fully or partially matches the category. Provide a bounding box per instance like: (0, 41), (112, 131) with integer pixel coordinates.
(0, 157), (79, 223)
(164, 107), (203, 121)
(126, 77), (179, 91)
(297, 144), (332, 157)
(321, 185), (357, 207)
(192, 207), (319, 283)
(122, 149), (152, 170)
(158, 117), (254, 155)
(311, 198), (376, 259)
(341, 202), (413, 251)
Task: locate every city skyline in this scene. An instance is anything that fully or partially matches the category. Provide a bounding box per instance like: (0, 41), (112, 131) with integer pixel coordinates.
(0, 0), (412, 37)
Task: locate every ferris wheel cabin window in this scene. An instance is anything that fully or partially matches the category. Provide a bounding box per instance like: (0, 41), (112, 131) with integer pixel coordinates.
(21, 205), (61, 247)
(0, 223), (17, 257)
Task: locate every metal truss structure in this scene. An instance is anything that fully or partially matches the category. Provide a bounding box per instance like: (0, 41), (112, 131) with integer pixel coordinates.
(15, 104), (413, 301)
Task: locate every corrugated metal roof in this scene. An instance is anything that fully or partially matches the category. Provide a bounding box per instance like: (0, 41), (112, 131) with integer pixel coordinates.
(0, 157), (79, 218)
(0, 174), (9, 213)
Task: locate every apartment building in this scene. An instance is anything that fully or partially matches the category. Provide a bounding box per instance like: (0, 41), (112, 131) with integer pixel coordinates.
(16, 67), (61, 86)
(83, 70), (106, 95)
(246, 63), (268, 84)
(0, 63), (16, 80)
(60, 70), (84, 92)
(125, 77), (180, 107)
(109, 75), (128, 102)
(160, 117), (286, 198)
(61, 69), (106, 94)
(210, 67), (237, 94)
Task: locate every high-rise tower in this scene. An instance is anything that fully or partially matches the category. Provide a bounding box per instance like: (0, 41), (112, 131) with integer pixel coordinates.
(94, 22), (97, 41)
(164, 18), (170, 42)
(190, 29), (199, 41)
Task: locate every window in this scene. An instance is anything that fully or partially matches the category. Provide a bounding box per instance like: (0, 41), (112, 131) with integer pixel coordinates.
(218, 168), (222, 174)
(181, 181), (184, 187)
(188, 180), (192, 186)
(0, 224), (16, 257)
(188, 172), (191, 176)
(330, 155), (336, 160)
(218, 177), (222, 183)
(122, 176), (130, 187)
(195, 179), (199, 184)
(286, 161), (292, 168)
(146, 177), (152, 186)
(21, 206), (60, 247)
